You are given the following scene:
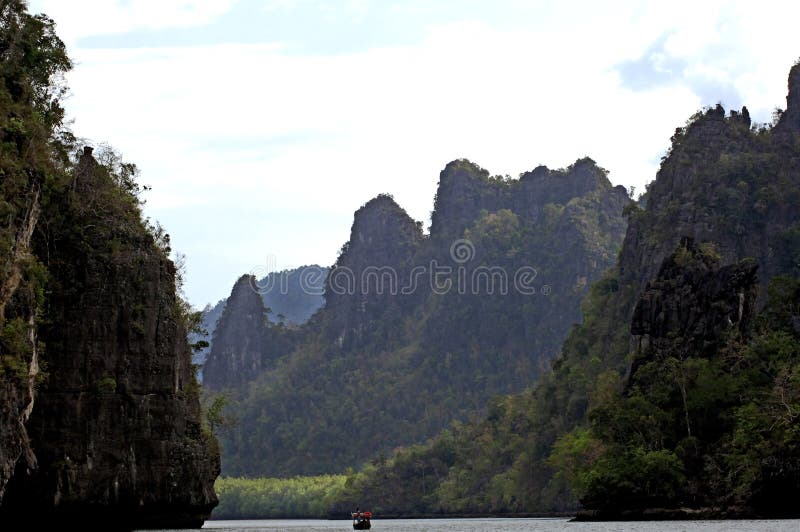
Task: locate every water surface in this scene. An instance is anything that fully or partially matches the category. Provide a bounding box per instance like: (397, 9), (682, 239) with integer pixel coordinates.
(188, 518), (800, 531)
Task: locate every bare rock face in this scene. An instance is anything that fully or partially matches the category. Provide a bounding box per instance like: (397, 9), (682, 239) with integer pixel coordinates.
(429, 157), (623, 240)
(0, 181), (41, 503)
(203, 275), (272, 390)
(776, 61), (800, 134)
(630, 237), (759, 373)
(323, 194), (424, 349)
(0, 150), (220, 529)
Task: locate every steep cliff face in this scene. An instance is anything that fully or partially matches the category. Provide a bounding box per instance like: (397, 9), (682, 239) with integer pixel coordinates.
(192, 265), (326, 376)
(220, 159), (629, 476)
(630, 238), (758, 363)
(430, 157), (619, 241)
(0, 149), (220, 529)
(422, 158), (629, 373)
(587, 67), (800, 390)
(620, 103), (800, 293)
(0, 1), (64, 502)
(0, 182), (41, 502)
(2, 2), (215, 526)
(775, 61), (800, 134)
(576, 240), (762, 519)
(323, 194), (423, 349)
(543, 62), (800, 514)
(203, 274), (295, 390)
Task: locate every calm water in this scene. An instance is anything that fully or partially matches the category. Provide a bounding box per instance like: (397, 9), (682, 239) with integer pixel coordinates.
(158, 518), (800, 532)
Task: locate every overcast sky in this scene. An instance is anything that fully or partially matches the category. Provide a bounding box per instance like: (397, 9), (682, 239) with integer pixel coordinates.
(28, 0), (800, 308)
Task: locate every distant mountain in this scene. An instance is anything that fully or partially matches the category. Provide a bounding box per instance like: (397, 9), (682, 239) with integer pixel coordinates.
(261, 266), (328, 325)
(216, 157), (630, 477)
(333, 60), (800, 519)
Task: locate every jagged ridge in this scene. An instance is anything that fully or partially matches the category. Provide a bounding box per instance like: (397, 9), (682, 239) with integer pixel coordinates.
(214, 157), (630, 477)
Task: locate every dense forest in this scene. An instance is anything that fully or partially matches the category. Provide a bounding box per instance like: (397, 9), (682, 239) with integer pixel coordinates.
(0, 2), (218, 528)
(213, 475), (347, 519)
(206, 159), (631, 477)
(329, 63), (800, 518)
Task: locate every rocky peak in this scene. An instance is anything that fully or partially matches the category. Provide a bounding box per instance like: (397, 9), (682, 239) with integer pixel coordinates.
(72, 145), (96, 192)
(522, 164), (550, 180)
(680, 104), (728, 145)
(324, 194), (423, 347)
(429, 160), (496, 239)
(518, 157), (613, 203)
(333, 194), (422, 272)
(776, 59), (800, 133)
(617, 83), (800, 289)
(203, 275), (271, 390)
(729, 105), (751, 128)
(430, 157), (617, 241)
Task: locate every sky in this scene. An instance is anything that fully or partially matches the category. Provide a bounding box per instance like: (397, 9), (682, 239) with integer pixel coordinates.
(27, 0), (800, 308)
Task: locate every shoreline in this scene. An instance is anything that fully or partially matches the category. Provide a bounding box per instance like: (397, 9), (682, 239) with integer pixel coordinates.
(573, 507), (800, 521)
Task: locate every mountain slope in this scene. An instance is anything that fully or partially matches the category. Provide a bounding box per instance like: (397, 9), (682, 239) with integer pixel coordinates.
(332, 59), (800, 517)
(219, 160), (630, 476)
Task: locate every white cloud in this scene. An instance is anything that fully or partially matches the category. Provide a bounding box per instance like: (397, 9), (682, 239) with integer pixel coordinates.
(29, 0), (238, 44)
(34, 1), (800, 305)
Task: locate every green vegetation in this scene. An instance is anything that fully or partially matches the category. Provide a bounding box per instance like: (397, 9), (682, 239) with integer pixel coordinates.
(214, 160), (629, 477)
(213, 475), (347, 519)
(95, 375), (117, 394)
(325, 91), (800, 517)
(0, 0), (199, 392)
(202, 393), (238, 437)
(1, 3), (218, 520)
(567, 274), (800, 517)
(0, 0), (71, 384)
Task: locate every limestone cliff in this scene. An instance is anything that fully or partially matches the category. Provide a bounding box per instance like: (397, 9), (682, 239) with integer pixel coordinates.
(0, 148), (220, 529)
(630, 237), (758, 364)
(561, 61), (800, 516)
(203, 274), (296, 390)
(193, 265), (326, 376)
(0, 178), (41, 503)
(0, 3), (219, 527)
(619, 103), (800, 295)
(322, 194), (424, 350)
(0, 2), (53, 501)
(430, 157), (621, 241)
(775, 61), (800, 134)
(576, 240), (763, 520)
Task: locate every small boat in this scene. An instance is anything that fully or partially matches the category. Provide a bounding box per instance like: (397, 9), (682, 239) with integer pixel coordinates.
(352, 510), (372, 530)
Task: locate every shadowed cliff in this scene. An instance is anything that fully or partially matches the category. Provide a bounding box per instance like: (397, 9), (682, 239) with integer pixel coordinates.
(0, 3), (219, 528)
